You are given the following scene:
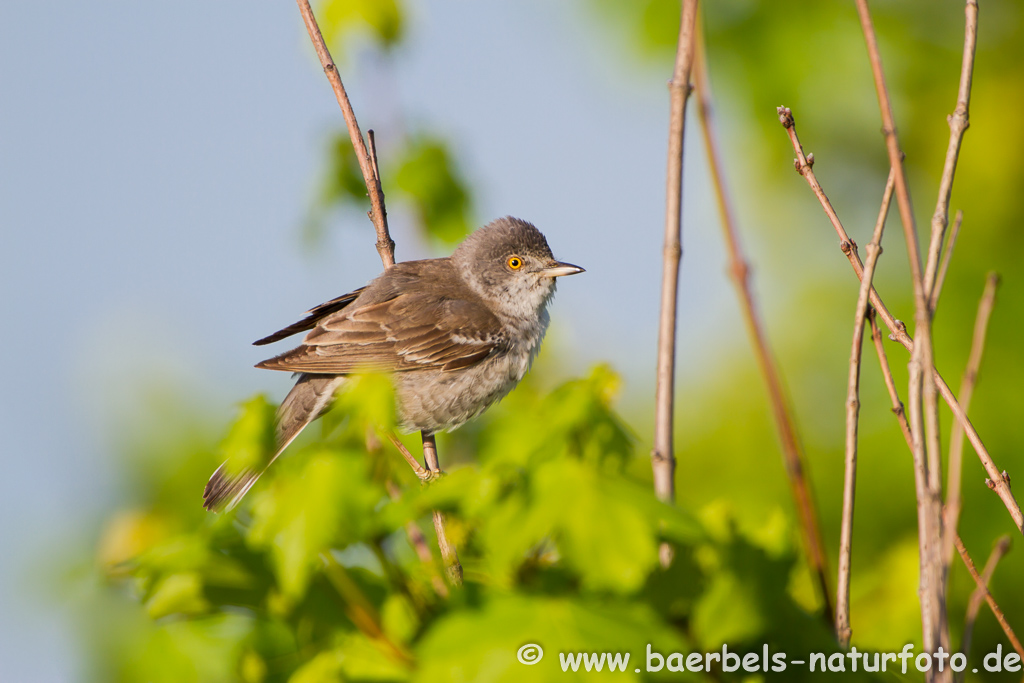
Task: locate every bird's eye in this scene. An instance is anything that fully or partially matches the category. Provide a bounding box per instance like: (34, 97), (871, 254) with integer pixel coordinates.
(507, 256), (523, 270)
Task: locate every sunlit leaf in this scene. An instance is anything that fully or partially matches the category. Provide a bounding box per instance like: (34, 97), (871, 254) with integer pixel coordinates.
(392, 136), (473, 244)
(218, 394), (276, 479)
(416, 594), (684, 682)
(145, 572), (209, 619)
(319, 0), (404, 50)
(247, 450), (385, 599)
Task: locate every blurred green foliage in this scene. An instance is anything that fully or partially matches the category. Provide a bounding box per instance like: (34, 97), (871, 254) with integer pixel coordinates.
(392, 135), (473, 245)
(66, 1), (1024, 681)
(75, 366), (879, 682)
(313, 131), (474, 248)
(318, 0), (404, 50)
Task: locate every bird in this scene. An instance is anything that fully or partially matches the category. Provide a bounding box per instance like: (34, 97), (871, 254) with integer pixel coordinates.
(203, 216), (584, 510)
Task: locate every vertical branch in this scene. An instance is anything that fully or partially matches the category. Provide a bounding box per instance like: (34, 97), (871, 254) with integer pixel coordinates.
(924, 0), (978, 299)
(694, 30), (832, 623)
(422, 433), (463, 585)
(837, 171), (896, 647)
(295, 0), (395, 268)
(386, 480), (449, 598)
(652, 0), (699, 558)
(868, 311), (913, 448)
(855, 2), (948, 667)
(943, 273), (1000, 569)
(929, 210), (963, 314)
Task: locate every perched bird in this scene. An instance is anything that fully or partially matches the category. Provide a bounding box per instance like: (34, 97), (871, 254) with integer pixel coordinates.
(204, 216), (584, 510)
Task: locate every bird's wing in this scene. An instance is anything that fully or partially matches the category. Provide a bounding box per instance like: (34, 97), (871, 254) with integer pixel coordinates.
(253, 287), (367, 346)
(255, 292), (505, 374)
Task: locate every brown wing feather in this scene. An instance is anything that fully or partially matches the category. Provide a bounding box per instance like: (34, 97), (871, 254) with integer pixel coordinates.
(253, 288), (366, 346)
(256, 290), (505, 374)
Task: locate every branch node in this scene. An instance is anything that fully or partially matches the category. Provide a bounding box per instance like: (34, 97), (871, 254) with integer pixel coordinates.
(651, 449), (675, 465)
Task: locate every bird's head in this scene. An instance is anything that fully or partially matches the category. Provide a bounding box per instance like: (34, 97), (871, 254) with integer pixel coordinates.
(451, 217), (584, 319)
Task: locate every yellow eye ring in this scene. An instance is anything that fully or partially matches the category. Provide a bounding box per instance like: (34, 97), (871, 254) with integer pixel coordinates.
(507, 256), (523, 270)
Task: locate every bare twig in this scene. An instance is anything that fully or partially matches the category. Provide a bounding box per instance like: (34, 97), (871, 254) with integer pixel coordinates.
(960, 535), (1013, 674)
(693, 31), (832, 623)
(778, 109), (1022, 535)
(867, 315), (1019, 671)
(652, 0), (699, 567)
(954, 536), (1024, 660)
(944, 273), (1001, 571)
(385, 479), (449, 598)
(422, 433), (463, 585)
(295, 0), (395, 268)
(930, 210), (963, 314)
(924, 0), (978, 300)
(868, 311), (913, 448)
(855, 2), (948, 667)
(837, 171), (896, 647)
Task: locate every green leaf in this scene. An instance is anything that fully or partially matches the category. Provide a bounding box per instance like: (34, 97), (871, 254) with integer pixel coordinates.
(218, 395), (276, 479)
(247, 450), (385, 599)
(392, 136), (473, 244)
(319, 0), (404, 50)
(416, 595), (685, 682)
(323, 372), (398, 439)
(533, 458), (660, 592)
(288, 649), (343, 683)
(145, 572), (209, 619)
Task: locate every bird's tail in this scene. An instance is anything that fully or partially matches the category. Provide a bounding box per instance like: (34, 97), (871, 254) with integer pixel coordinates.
(203, 374), (346, 511)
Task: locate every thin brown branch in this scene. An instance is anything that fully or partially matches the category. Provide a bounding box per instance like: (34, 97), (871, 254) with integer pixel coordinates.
(694, 31), (832, 623)
(960, 535), (1012, 674)
(954, 535), (1024, 660)
(421, 433), (463, 585)
(869, 311), (914, 447)
(778, 108), (1023, 536)
(385, 479), (449, 598)
(930, 210), (963, 314)
(944, 273), (1000, 571)
(924, 0), (978, 299)
(652, 0), (699, 567)
(867, 315), (1018, 671)
(854, 2), (947, 666)
(295, 0), (395, 268)
(837, 171), (896, 647)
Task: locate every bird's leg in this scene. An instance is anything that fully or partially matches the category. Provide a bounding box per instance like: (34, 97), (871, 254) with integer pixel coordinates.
(422, 431), (463, 585)
(387, 434), (433, 482)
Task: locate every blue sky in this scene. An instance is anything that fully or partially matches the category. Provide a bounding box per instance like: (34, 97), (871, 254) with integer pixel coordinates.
(0, 1), (731, 679)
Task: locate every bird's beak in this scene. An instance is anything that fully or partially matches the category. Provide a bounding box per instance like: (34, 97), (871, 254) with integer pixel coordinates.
(539, 261), (585, 278)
